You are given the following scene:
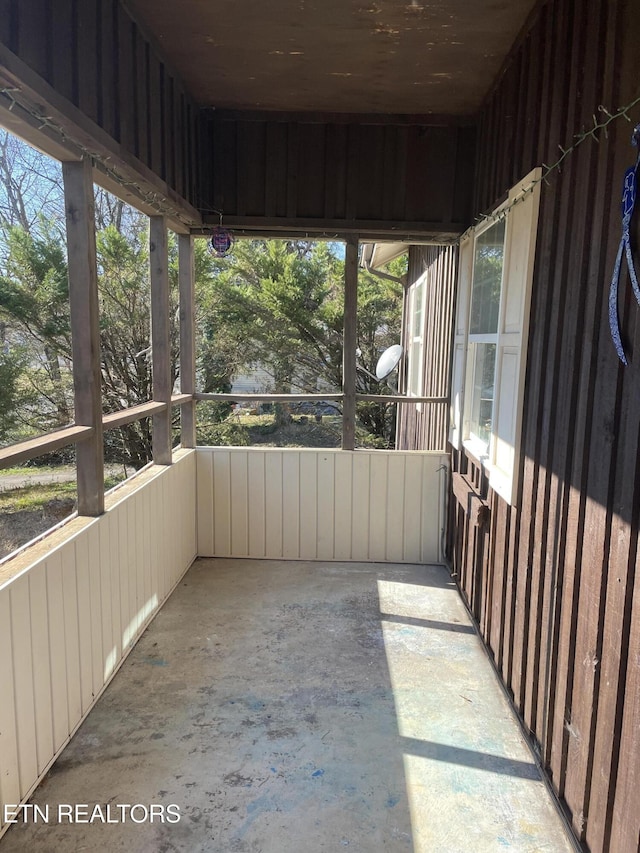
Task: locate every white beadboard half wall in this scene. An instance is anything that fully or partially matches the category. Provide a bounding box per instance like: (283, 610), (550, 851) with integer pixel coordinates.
(196, 447), (448, 564)
(0, 449), (196, 837)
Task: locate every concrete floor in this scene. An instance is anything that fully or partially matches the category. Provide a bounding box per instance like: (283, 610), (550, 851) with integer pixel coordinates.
(1, 559), (575, 853)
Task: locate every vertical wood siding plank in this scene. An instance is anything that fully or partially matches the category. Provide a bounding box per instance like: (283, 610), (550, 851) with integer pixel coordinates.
(144, 481), (154, 612)
(126, 495), (139, 642)
(60, 542), (82, 730)
(135, 31), (149, 164)
(351, 452), (370, 561)
(608, 537), (640, 851)
(248, 451), (267, 558)
(0, 0), (15, 52)
(299, 451), (318, 560)
(420, 455), (442, 565)
(45, 552), (69, 753)
(10, 574), (38, 796)
(116, 6), (135, 151)
(368, 453), (388, 562)
(265, 451), (284, 558)
(402, 455), (423, 563)
(316, 452), (335, 560)
(50, 0), (75, 101)
(18, 0), (50, 81)
(99, 0), (117, 138)
(0, 589), (20, 817)
(86, 525), (104, 698)
(132, 492), (146, 638)
(333, 452), (353, 561)
(109, 509), (122, 670)
(385, 453), (405, 562)
(197, 449), (215, 556)
(230, 451), (249, 556)
(148, 52), (163, 178)
(29, 563), (54, 774)
(98, 519), (114, 685)
(74, 536), (94, 713)
(118, 503), (131, 654)
(76, 0), (98, 121)
(213, 451), (231, 556)
(148, 479), (160, 605)
(282, 451), (300, 559)
(324, 124), (347, 219)
(286, 123), (299, 219)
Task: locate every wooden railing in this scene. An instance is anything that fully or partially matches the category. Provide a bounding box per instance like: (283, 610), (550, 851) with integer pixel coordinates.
(0, 393), (448, 469)
(0, 395), (194, 471)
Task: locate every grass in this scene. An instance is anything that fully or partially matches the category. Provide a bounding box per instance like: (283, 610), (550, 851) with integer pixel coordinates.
(0, 464), (70, 476)
(0, 480), (77, 512)
(0, 474), (125, 513)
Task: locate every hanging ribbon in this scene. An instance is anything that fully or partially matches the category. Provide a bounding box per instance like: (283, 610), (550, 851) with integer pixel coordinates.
(609, 123), (640, 364)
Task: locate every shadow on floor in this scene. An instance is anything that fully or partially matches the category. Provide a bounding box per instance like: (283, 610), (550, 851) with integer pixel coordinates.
(0, 558), (573, 853)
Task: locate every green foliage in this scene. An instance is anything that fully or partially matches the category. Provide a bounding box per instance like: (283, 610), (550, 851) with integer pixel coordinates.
(197, 419), (250, 447)
(0, 222), (73, 430)
(0, 345), (29, 442)
(196, 240), (403, 444)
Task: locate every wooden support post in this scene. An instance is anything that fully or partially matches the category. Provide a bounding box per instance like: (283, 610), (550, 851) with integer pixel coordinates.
(150, 216), (172, 464)
(178, 233), (196, 448)
(62, 158), (104, 516)
(342, 236), (359, 450)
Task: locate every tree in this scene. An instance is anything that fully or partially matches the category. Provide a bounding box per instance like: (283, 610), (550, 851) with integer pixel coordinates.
(196, 239), (403, 444)
(0, 344), (30, 443)
(0, 222), (73, 430)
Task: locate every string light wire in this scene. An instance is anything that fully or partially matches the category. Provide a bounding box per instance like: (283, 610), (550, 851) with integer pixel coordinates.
(0, 84), (196, 228)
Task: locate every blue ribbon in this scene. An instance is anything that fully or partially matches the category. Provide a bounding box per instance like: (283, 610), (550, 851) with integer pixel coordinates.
(609, 124), (640, 364)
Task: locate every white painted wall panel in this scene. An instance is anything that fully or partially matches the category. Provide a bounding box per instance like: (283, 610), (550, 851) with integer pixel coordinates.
(0, 450), (196, 838)
(196, 448), (447, 565)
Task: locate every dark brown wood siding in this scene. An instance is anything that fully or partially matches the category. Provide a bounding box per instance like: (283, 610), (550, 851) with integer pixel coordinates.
(199, 112), (475, 235)
(0, 0), (199, 209)
(445, 0), (640, 850)
(396, 244), (457, 451)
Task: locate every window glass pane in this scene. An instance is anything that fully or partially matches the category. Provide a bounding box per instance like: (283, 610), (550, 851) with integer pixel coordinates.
(409, 339), (422, 395)
(470, 220), (505, 335)
(470, 342), (496, 447)
(412, 280), (423, 338)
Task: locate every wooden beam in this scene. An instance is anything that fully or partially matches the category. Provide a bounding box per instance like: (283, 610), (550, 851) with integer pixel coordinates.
(356, 394), (449, 404)
(62, 158), (104, 516)
(342, 237), (358, 450)
(150, 216), (172, 465)
(0, 426), (93, 469)
(214, 109), (476, 126)
(196, 393), (344, 403)
(197, 216), (463, 241)
(102, 401), (168, 431)
(451, 472), (490, 528)
(178, 234), (196, 448)
(171, 393), (193, 406)
(0, 45), (202, 231)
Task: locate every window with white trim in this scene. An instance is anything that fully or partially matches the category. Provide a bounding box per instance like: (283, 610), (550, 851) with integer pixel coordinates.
(407, 273), (426, 408)
(449, 167), (541, 506)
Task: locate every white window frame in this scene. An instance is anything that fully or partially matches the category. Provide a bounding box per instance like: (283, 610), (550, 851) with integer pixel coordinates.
(463, 212), (506, 459)
(449, 167), (541, 506)
(407, 272), (427, 411)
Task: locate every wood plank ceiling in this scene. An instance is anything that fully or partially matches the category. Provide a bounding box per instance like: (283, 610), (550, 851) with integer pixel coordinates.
(124, 0), (538, 115)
